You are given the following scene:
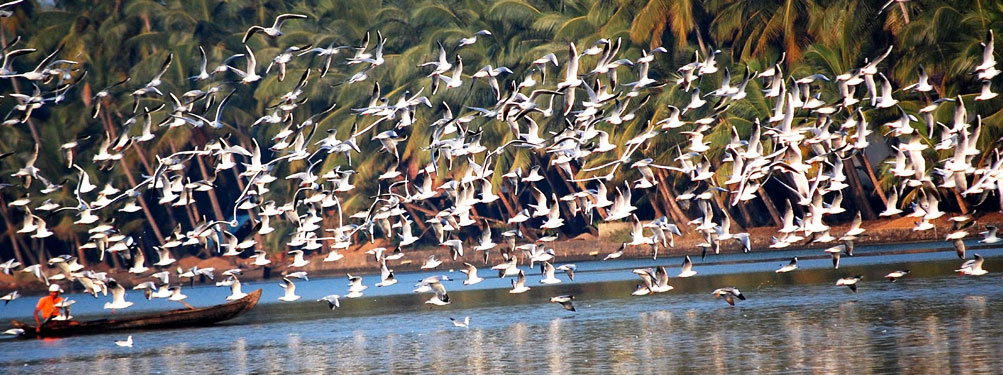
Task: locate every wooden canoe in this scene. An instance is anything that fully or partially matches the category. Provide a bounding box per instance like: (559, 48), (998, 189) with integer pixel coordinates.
(9, 289), (261, 339)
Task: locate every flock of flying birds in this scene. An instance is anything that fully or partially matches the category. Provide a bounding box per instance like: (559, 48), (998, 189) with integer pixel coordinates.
(2, 5), (1003, 334)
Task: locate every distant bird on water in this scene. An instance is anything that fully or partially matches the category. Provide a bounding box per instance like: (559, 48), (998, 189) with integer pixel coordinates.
(450, 316), (470, 328)
(115, 335), (133, 347)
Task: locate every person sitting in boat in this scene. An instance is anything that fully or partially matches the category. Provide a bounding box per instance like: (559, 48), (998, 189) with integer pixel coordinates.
(33, 284), (63, 332)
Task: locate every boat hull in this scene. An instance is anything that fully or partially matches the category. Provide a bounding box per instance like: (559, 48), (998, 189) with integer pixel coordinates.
(10, 289), (261, 339)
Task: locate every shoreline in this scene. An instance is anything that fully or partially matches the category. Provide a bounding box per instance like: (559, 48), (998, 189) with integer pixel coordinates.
(3, 214), (1001, 295)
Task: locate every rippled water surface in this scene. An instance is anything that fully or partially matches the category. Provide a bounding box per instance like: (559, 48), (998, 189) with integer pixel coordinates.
(3, 243), (1003, 374)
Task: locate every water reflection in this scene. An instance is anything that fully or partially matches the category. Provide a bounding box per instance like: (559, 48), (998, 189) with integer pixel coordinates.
(232, 337), (247, 374)
(4, 254), (1003, 374)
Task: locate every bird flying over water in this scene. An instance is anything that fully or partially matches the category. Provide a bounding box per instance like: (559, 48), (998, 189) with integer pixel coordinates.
(550, 295), (576, 312)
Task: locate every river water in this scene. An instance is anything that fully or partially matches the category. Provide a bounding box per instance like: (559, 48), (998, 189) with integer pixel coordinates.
(2, 241), (1003, 374)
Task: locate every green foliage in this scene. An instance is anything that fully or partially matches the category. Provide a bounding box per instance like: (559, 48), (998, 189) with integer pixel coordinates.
(0, 0), (1001, 267)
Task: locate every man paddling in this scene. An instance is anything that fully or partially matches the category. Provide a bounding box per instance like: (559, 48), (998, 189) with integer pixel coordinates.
(33, 284), (63, 333)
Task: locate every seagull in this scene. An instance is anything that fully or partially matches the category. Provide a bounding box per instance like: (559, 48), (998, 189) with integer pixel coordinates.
(678, 256), (697, 278)
(375, 260), (397, 287)
(21, 264), (47, 285)
(631, 268), (656, 296)
(228, 44), (261, 84)
(712, 287), (746, 306)
(188, 46), (212, 81)
(1, 290), (18, 305)
(221, 276), (247, 301)
(836, 275), (863, 292)
(550, 295), (576, 312)
(776, 257), (798, 273)
(509, 270), (531, 294)
(347, 274), (368, 298)
(0, 0), (23, 18)
(540, 262), (561, 284)
(318, 294), (341, 310)
(975, 80), (997, 101)
(266, 44), (309, 82)
(952, 238), (966, 260)
(603, 243), (626, 261)
(645, 266), (673, 293)
(6, 43), (65, 82)
(884, 270), (910, 282)
(825, 244), (844, 269)
(168, 286), (188, 302)
(300, 41), (350, 77)
(556, 264), (576, 281)
(457, 30), (491, 48)
(424, 278), (450, 306)
(250, 250), (271, 266)
(450, 316), (470, 328)
(287, 249), (310, 268)
(115, 335), (134, 347)
(980, 225), (1000, 244)
(278, 277), (301, 301)
(153, 246), (177, 267)
(441, 239), (464, 260)
(286, 271), (309, 281)
(1, 258), (21, 275)
(976, 29), (997, 72)
(956, 254), (988, 276)
(128, 249), (148, 274)
(557, 42), (582, 90)
(104, 280), (134, 310)
(242, 14), (308, 43)
(460, 262), (484, 285)
(474, 223), (497, 252)
(421, 254), (442, 269)
(418, 41), (452, 77)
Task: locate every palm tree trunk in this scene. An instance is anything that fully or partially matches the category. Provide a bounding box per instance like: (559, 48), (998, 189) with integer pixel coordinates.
(844, 156), (877, 220)
(98, 110), (166, 244)
(713, 192), (745, 233)
(0, 197), (27, 266)
(856, 153), (888, 206)
(73, 234), (88, 267)
(693, 23), (708, 55)
(654, 170), (691, 230)
(403, 204), (428, 232)
(649, 195), (665, 218)
(195, 156), (227, 222)
(735, 197), (754, 227)
(757, 185), (783, 226)
(497, 189), (519, 218)
(952, 188), (969, 214)
(0, 28), (40, 144)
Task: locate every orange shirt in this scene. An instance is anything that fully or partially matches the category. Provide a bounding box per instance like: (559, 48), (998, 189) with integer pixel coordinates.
(36, 295), (62, 319)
